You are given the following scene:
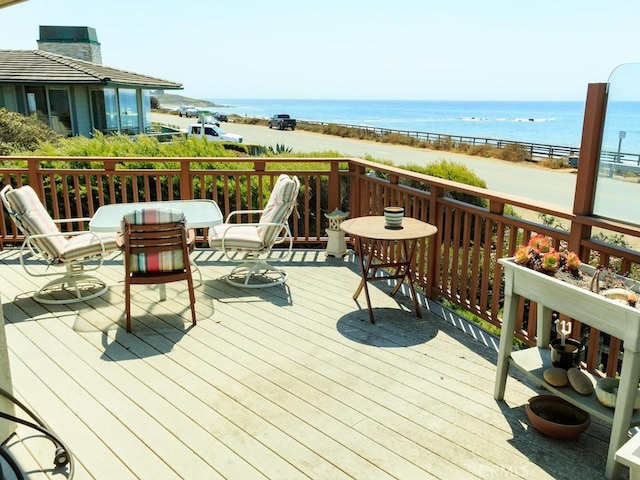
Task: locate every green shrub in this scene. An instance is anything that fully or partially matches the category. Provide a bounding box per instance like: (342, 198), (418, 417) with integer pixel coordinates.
(0, 107), (60, 155)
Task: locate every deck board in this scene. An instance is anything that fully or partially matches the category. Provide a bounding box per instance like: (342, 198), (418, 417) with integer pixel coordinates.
(0, 249), (627, 479)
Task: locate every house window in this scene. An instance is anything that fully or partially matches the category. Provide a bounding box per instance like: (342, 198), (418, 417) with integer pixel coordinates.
(91, 88), (119, 133)
(118, 89), (139, 134)
(141, 90), (151, 133)
(23, 86), (72, 136)
(91, 88), (146, 135)
(48, 89), (72, 136)
(24, 86), (48, 125)
(0, 86), (17, 111)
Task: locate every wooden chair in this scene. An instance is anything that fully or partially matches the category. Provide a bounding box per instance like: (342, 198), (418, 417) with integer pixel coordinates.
(208, 174), (300, 288)
(120, 207), (196, 332)
(0, 184), (118, 304)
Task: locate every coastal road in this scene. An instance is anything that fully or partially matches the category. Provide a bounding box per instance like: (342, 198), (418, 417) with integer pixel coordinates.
(153, 112), (580, 209)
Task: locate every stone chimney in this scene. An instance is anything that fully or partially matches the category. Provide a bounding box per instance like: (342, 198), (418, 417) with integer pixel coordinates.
(37, 25), (102, 64)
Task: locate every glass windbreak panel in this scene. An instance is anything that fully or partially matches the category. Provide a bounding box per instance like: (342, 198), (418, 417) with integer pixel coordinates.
(141, 90), (152, 133)
(24, 86), (48, 125)
(91, 88), (119, 133)
(118, 88), (139, 134)
(48, 88), (72, 136)
(593, 63), (640, 225)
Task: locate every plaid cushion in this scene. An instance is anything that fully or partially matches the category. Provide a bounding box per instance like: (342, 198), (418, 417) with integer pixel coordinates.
(208, 224), (263, 251)
(258, 175), (299, 245)
(122, 208), (186, 273)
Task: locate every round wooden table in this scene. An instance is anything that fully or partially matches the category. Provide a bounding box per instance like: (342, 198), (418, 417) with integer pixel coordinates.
(340, 216), (438, 323)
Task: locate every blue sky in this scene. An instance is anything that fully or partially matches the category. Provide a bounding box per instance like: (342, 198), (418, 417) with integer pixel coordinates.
(0, 0), (638, 101)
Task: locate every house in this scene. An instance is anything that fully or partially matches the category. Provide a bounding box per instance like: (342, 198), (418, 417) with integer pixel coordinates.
(0, 25), (182, 137)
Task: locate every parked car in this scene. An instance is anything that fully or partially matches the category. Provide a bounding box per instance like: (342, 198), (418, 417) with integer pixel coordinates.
(213, 112), (228, 122)
(178, 105), (198, 118)
(186, 123), (243, 143)
(198, 115), (220, 127)
(268, 114), (296, 130)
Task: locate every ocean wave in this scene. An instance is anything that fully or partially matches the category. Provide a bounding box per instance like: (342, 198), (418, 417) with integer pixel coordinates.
(458, 116), (558, 123)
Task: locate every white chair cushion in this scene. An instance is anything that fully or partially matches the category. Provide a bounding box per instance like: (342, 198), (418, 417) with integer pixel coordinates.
(208, 224), (263, 251)
(62, 232), (118, 262)
(258, 175), (299, 245)
(6, 185), (66, 258)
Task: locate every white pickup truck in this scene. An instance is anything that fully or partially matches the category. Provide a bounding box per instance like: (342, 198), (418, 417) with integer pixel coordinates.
(178, 105), (198, 118)
(186, 123), (243, 143)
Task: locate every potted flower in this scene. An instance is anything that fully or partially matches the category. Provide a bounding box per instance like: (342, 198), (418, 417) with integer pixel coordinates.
(512, 234), (586, 367)
(513, 234), (581, 278)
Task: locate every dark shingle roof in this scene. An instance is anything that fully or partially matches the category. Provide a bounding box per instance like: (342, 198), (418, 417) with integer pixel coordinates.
(0, 50), (182, 89)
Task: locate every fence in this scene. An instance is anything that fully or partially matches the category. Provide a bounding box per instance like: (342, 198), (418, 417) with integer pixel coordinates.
(1, 155), (640, 377)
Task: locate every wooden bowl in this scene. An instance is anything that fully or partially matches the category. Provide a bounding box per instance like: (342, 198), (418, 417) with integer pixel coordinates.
(525, 395), (590, 439)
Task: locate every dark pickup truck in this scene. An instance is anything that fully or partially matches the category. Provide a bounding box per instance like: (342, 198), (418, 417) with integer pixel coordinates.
(268, 114), (296, 130)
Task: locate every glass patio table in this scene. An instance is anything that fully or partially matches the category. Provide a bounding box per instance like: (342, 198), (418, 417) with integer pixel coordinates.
(88, 199), (223, 233)
(89, 200), (223, 287)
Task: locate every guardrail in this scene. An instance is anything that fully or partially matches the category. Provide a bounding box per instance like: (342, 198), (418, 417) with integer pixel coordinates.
(299, 120), (640, 163)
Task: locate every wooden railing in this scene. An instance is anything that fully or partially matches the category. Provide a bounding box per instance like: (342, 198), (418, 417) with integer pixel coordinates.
(2, 154), (640, 377)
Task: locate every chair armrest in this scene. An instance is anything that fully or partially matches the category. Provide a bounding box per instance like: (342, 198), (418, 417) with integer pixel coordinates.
(220, 221), (292, 244)
(52, 217), (93, 224)
(225, 209), (265, 223)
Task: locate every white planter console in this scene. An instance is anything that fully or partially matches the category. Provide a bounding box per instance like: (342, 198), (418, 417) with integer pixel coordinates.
(494, 258), (640, 479)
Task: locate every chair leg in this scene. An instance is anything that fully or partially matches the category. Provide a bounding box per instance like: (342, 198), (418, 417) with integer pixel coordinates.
(33, 273), (109, 305)
(226, 260), (288, 289)
(125, 279), (132, 332)
(187, 276), (197, 326)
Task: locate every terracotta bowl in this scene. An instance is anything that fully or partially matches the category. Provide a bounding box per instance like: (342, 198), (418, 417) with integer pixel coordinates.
(525, 395), (590, 439)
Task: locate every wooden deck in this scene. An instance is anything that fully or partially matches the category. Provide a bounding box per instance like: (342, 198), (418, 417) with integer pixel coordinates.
(0, 248), (626, 479)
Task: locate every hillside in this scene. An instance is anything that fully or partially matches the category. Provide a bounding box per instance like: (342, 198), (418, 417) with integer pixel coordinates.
(152, 92), (221, 109)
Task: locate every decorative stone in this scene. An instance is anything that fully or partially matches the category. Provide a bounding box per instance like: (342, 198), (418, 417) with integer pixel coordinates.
(543, 367), (569, 387)
(567, 367), (595, 395)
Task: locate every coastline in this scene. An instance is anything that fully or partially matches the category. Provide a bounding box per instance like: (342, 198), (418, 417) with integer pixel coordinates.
(151, 111), (577, 211)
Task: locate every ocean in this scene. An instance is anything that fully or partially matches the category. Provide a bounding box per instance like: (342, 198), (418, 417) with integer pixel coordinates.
(214, 99), (585, 148)
(212, 99), (640, 155)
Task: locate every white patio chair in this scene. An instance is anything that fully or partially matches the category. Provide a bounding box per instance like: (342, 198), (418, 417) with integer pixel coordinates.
(208, 174), (300, 288)
(1, 184), (119, 304)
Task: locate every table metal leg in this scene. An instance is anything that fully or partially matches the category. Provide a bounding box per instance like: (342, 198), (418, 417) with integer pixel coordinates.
(352, 237), (376, 323)
(389, 239), (421, 317)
